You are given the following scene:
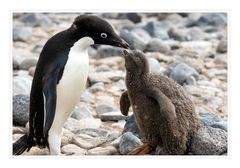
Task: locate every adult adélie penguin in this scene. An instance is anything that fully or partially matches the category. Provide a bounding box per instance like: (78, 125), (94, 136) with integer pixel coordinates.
(13, 14), (129, 155)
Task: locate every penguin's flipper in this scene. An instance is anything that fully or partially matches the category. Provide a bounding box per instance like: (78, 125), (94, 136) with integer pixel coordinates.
(120, 91), (131, 116)
(42, 69), (60, 136)
(145, 87), (176, 122)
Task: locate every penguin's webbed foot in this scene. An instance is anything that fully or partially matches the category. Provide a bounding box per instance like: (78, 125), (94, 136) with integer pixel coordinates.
(128, 143), (154, 155)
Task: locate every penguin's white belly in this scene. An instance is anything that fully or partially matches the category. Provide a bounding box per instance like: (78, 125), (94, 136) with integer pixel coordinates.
(48, 37), (93, 137)
(57, 51), (89, 115)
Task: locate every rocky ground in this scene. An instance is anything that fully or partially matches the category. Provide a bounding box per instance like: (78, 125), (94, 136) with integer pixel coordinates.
(12, 13), (228, 155)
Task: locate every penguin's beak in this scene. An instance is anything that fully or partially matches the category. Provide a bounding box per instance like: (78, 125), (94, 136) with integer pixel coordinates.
(117, 39), (130, 49)
(112, 38), (130, 49)
(110, 33), (130, 49)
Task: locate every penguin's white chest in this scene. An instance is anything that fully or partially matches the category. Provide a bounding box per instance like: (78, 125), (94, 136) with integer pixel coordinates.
(56, 48), (89, 109)
(48, 37), (94, 137)
(56, 37), (93, 113)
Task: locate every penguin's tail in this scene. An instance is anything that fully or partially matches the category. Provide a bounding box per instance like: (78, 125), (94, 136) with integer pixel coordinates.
(13, 134), (31, 155)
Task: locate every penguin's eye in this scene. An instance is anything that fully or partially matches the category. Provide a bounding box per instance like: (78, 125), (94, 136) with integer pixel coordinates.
(100, 33), (107, 38)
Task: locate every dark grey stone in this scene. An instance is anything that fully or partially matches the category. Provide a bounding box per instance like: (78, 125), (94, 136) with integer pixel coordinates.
(217, 39), (227, 53)
(13, 26), (32, 42)
(13, 94), (30, 126)
(118, 13), (142, 23)
(123, 114), (140, 138)
(100, 112), (127, 122)
(19, 13), (51, 27)
(170, 63), (199, 85)
(119, 132), (143, 155)
(96, 104), (118, 116)
(13, 59), (19, 70)
(190, 126), (227, 155)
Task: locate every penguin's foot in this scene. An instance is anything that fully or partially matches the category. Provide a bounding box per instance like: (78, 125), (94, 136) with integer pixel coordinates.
(128, 143), (154, 155)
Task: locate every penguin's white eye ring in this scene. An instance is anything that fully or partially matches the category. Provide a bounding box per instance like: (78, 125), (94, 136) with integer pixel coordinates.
(101, 33), (107, 38)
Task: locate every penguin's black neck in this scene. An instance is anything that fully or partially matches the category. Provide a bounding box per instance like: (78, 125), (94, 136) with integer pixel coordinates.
(45, 28), (86, 52)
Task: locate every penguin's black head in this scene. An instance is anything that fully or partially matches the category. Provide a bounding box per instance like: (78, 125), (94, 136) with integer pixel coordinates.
(123, 50), (149, 76)
(70, 15), (129, 49)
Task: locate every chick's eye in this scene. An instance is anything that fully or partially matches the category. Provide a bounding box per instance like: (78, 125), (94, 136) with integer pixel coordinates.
(100, 33), (107, 38)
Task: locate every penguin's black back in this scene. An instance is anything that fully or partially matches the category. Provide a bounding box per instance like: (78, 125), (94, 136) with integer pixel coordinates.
(29, 29), (76, 147)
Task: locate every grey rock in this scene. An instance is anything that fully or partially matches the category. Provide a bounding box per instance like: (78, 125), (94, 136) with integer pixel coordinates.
(131, 28), (152, 42)
(119, 132), (143, 155)
(72, 128), (116, 150)
(96, 95), (115, 104)
(13, 94), (30, 126)
(199, 112), (227, 131)
(96, 56), (124, 67)
(28, 66), (36, 77)
(96, 104), (118, 116)
(190, 126), (227, 155)
(185, 75), (197, 85)
(87, 146), (118, 155)
(193, 13), (227, 27)
(13, 26), (32, 42)
(186, 27), (209, 41)
(13, 75), (32, 95)
(217, 39), (227, 53)
(19, 57), (38, 70)
(101, 13), (119, 19)
(168, 27), (188, 41)
(111, 135), (122, 148)
(13, 59), (19, 70)
(214, 54), (227, 68)
(88, 71), (123, 84)
(170, 63), (199, 85)
(73, 128), (108, 136)
(180, 41), (212, 51)
(88, 82), (105, 93)
(147, 58), (162, 74)
(143, 21), (171, 40)
(12, 126), (28, 134)
(100, 111), (127, 122)
(80, 91), (94, 103)
(61, 144), (86, 155)
(64, 118), (102, 132)
(97, 46), (124, 58)
(120, 29), (147, 50)
(199, 112), (222, 126)
(19, 13), (51, 27)
(211, 121), (228, 132)
(71, 105), (93, 120)
(123, 114), (141, 138)
(61, 128), (74, 146)
(118, 13), (142, 23)
(145, 38), (171, 54)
